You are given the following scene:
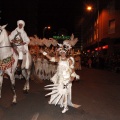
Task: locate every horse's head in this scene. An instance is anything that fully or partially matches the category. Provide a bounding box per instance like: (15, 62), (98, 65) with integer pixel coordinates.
(0, 24), (8, 44)
(0, 24), (7, 34)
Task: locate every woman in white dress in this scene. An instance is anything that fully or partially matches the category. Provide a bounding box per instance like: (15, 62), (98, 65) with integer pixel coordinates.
(40, 43), (80, 113)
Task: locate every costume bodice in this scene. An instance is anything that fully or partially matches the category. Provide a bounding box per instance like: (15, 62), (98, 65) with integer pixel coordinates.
(57, 57), (71, 82)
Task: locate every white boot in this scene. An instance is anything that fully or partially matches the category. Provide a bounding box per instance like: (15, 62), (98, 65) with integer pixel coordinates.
(62, 107), (68, 113)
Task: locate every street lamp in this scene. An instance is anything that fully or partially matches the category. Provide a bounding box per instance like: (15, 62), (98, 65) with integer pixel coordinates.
(43, 26), (51, 38)
(86, 5), (93, 11)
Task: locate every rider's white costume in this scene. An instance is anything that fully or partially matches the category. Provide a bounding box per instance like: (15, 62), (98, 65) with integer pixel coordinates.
(9, 20), (30, 69)
(9, 20), (30, 60)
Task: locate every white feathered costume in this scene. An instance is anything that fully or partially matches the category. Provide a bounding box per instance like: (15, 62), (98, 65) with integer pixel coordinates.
(44, 40), (80, 113)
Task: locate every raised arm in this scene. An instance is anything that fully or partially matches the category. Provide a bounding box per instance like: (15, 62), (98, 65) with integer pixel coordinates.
(40, 49), (59, 62)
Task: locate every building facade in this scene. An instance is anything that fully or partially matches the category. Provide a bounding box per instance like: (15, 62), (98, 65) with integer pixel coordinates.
(82, 0), (120, 57)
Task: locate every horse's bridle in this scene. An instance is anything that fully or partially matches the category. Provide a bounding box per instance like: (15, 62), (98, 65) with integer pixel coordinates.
(0, 28), (2, 35)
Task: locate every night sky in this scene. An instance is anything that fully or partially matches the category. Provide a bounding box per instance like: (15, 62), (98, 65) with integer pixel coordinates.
(1, 0), (108, 38)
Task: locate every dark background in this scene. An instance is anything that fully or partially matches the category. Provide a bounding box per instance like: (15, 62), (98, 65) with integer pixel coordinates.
(1, 0), (108, 38)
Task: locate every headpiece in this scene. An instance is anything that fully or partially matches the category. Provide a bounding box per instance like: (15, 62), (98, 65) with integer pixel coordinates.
(57, 34), (78, 54)
(17, 20), (25, 27)
(57, 40), (72, 54)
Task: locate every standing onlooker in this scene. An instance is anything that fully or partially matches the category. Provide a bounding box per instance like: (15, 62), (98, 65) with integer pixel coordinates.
(88, 58), (92, 68)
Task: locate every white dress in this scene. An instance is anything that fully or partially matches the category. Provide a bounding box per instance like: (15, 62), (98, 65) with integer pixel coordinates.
(45, 57), (80, 109)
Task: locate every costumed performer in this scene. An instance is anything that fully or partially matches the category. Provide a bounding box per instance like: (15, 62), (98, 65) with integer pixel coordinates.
(40, 40), (80, 113)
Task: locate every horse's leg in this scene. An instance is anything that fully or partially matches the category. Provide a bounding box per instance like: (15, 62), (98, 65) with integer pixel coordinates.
(26, 70), (30, 91)
(22, 69), (30, 93)
(22, 69), (27, 91)
(0, 75), (3, 98)
(9, 73), (17, 104)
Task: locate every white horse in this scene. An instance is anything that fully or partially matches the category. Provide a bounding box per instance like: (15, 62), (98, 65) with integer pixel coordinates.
(0, 25), (18, 103)
(0, 25), (33, 104)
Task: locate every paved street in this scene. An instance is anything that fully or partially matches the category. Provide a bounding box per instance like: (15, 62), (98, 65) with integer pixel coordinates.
(0, 67), (120, 120)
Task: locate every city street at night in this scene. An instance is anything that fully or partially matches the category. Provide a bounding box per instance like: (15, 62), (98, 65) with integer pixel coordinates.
(0, 0), (120, 120)
(0, 67), (120, 120)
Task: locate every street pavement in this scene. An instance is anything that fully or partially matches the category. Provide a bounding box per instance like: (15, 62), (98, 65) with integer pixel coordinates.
(0, 67), (120, 120)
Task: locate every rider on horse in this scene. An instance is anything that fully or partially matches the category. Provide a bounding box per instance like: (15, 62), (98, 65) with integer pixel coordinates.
(9, 20), (30, 71)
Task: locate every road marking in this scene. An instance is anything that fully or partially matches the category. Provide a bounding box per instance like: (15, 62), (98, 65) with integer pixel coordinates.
(31, 113), (39, 120)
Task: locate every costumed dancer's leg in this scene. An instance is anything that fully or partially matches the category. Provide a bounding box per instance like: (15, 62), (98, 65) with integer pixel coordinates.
(67, 83), (81, 108)
(62, 93), (68, 113)
(67, 83), (72, 106)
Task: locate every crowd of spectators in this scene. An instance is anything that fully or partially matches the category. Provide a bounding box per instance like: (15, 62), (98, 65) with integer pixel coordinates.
(81, 54), (120, 73)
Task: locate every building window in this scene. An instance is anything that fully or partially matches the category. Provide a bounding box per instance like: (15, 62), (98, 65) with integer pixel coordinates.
(108, 19), (115, 34)
(94, 22), (97, 41)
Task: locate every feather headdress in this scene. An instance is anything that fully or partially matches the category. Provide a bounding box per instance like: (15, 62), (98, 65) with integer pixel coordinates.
(57, 34), (78, 54)
(57, 40), (72, 54)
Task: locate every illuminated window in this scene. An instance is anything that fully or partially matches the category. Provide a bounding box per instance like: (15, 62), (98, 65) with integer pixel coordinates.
(108, 19), (115, 34)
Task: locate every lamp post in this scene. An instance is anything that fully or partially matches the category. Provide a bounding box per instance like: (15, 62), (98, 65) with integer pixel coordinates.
(43, 26), (51, 38)
(97, 0), (99, 56)
(86, 0), (99, 56)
